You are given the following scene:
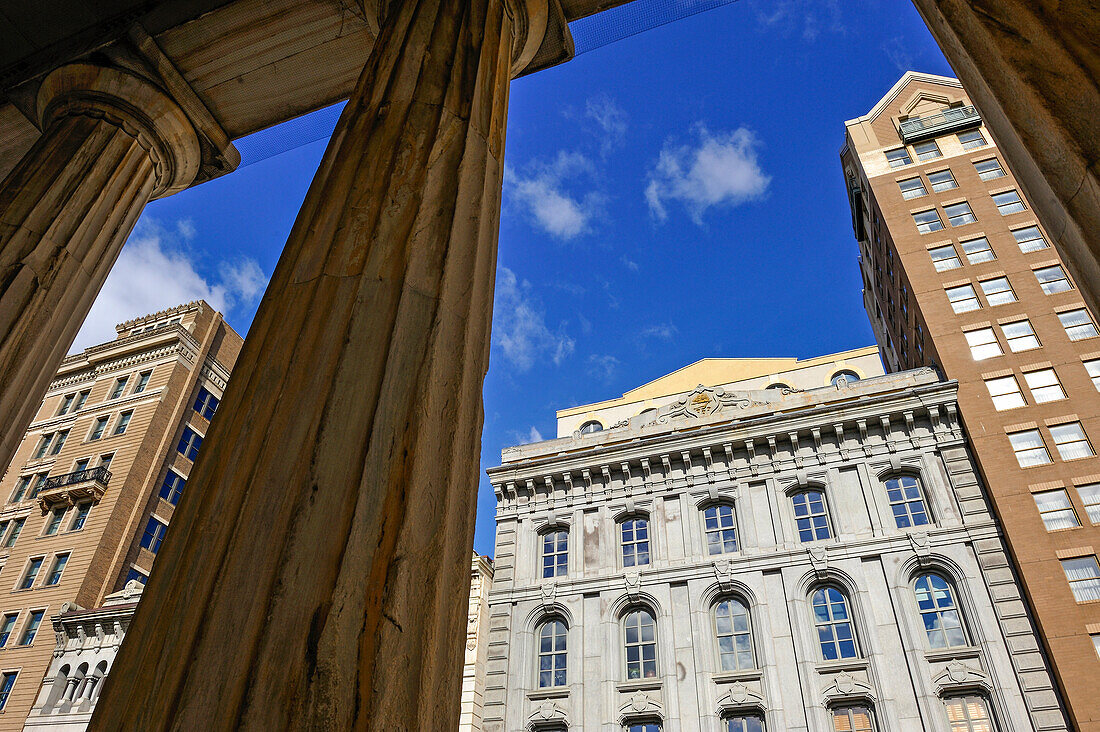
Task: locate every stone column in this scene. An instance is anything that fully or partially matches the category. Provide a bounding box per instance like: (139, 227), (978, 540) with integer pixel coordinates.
(911, 0), (1100, 317)
(91, 0), (544, 729)
(0, 63), (199, 471)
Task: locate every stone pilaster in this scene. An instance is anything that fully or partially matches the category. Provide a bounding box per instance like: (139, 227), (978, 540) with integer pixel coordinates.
(0, 62), (200, 472)
(90, 0), (541, 729)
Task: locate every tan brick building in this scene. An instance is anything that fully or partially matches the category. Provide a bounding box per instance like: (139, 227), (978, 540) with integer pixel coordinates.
(0, 301), (240, 730)
(842, 72), (1100, 730)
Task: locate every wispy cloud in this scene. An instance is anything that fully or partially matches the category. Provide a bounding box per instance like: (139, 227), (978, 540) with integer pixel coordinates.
(587, 354), (619, 381)
(881, 36), (915, 73)
(493, 267), (575, 371)
(640, 323), (678, 340)
(646, 125), (770, 224)
(508, 426), (545, 445)
(621, 256), (640, 272)
(505, 151), (604, 239)
(755, 0), (845, 41)
(586, 95), (628, 155)
(71, 218), (268, 352)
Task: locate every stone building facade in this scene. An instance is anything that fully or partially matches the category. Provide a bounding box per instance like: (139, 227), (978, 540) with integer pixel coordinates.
(484, 353), (1068, 731)
(0, 301), (240, 730)
(842, 72), (1100, 730)
(461, 554), (495, 732)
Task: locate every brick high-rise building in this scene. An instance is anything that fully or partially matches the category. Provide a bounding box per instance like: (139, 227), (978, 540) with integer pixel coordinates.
(0, 301), (241, 730)
(842, 72), (1100, 730)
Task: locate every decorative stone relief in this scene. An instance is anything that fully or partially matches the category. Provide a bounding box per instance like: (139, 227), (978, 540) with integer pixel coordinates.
(821, 671), (876, 704)
(618, 691), (663, 724)
(655, 385), (767, 424)
(808, 546), (829, 579)
(527, 700), (570, 730)
(716, 681), (767, 715)
(624, 571), (642, 600)
(909, 532), (932, 567)
(934, 660), (989, 693)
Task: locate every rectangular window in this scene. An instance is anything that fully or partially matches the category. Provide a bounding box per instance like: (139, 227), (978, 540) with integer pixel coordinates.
(984, 375), (1025, 410)
(49, 430), (68, 455)
(1023, 368), (1065, 403)
(1051, 422), (1093, 461)
(1001, 319), (1040, 352)
(957, 129), (986, 149)
(73, 458), (89, 472)
(946, 284), (980, 313)
(1059, 308), (1099, 341)
(928, 245), (962, 272)
(33, 434), (52, 459)
(29, 474), (46, 499)
(177, 427), (202, 460)
(0, 614), (16, 647)
(974, 157), (1006, 180)
(1012, 225), (1047, 253)
(913, 209), (944, 234)
(133, 371), (151, 394)
(914, 140), (942, 161)
(1034, 265), (1072, 294)
(620, 518), (650, 567)
(74, 390), (89, 411)
(192, 387), (220, 420)
(109, 377), (128, 400)
(18, 558), (42, 589)
(1008, 429), (1052, 467)
(898, 177), (926, 199)
(943, 696), (995, 732)
(541, 530), (567, 578)
(886, 148), (912, 168)
(1085, 359), (1100, 390)
(99, 453), (113, 470)
(832, 707), (875, 732)
(10, 476), (30, 503)
(927, 169), (958, 192)
(44, 553), (68, 586)
(965, 328), (1002, 360)
(961, 236), (994, 264)
(44, 508), (65, 536)
(89, 416), (109, 441)
(1094, 634), (1100, 661)
(71, 503), (90, 531)
(141, 517), (168, 554)
(19, 610), (43, 645)
(0, 671), (16, 710)
(1033, 490), (1080, 531)
(944, 201), (977, 227)
(57, 394), (75, 416)
(979, 277), (1016, 306)
(125, 567), (148, 585)
(993, 189), (1026, 214)
(4, 518), (25, 549)
(1078, 483), (1100, 524)
(114, 411), (132, 435)
(159, 470), (186, 506)
(1062, 556), (1100, 602)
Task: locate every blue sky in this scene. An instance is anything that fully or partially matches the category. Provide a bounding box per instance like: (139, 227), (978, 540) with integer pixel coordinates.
(73, 0), (954, 556)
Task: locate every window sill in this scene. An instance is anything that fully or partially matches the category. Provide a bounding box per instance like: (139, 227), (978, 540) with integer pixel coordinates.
(616, 678), (662, 693)
(527, 688), (569, 701)
(712, 669), (763, 684)
(924, 645), (981, 663)
(814, 658), (868, 674)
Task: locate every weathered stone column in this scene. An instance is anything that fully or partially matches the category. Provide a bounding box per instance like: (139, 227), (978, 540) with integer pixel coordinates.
(911, 0), (1100, 318)
(0, 63), (199, 471)
(91, 0), (545, 729)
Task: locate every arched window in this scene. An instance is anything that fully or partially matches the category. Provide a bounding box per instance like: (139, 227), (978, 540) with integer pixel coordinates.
(914, 573), (967, 649)
(703, 504), (738, 555)
(620, 517), (650, 567)
(537, 619), (567, 688)
(831, 370), (860, 387)
(811, 586), (859, 660)
(791, 489), (832, 541)
(831, 705), (876, 731)
(725, 715), (765, 732)
(943, 694), (997, 731)
(883, 474), (931, 528)
(714, 597), (754, 671)
(579, 420), (603, 435)
(765, 383), (790, 391)
(623, 608), (657, 679)
(541, 529), (568, 578)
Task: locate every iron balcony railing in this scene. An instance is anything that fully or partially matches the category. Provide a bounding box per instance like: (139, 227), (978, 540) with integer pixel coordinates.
(43, 467), (111, 492)
(899, 105), (981, 142)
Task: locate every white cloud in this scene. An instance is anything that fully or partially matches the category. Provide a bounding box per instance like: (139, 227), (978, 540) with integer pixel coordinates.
(640, 323), (678, 340)
(505, 151), (603, 239)
(587, 354), (619, 381)
(586, 95), (628, 154)
(509, 426), (544, 445)
(70, 218), (269, 352)
(493, 267), (575, 371)
(621, 256), (640, 272)
(646, 126), (771, 223)
(755, 0), (845, 41)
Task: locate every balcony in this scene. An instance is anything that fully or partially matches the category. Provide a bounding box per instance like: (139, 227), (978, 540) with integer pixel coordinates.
(37, 467), (111, 511)
(899, 105), (981, 143)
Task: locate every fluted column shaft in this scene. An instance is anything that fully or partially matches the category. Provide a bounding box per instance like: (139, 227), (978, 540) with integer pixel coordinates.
(0, 63), (199, 471)
(91, 0), (518, 729)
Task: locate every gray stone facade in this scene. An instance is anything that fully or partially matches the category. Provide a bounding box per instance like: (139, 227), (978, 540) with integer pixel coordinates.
(485, 368), (1068, 731)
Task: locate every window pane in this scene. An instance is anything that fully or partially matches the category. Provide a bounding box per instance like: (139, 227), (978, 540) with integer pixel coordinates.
(946, 285), (980, 313)
(1084, 360), (1100, 391)
(914, 140), (942, 160)
(913, 210), (944, 234)
(1033, 490), (1080, 531)
(979, 277), (1015, 306)
(928, 245), (961, 272)
(915, 574), (967, 649)
(1059, 309), (1099, 341)
(898, 177), (926, 199)
(974, 158), (1006, 181)
(965, 329), (1002, 360)
(961, 237), (994, 264)
(993, 190), (1026, 215)
(984, 376), (1024, 410)
(1062, 557), (1100, 602)
(1023, 369), (1065, 403)
(1051, 422), (1093, 460)
(927, 169), (958, 192)
(1034, 265), (1072, 294)
(1001, 320), (1039, 352)
(1077, 483), (1100, 524)
(944, 202), (977, 227)
(1012, 225), (1047, 253)
(1008, 430), (1051, 467)
(886, 148), (912, 167)
(957, 129), (986, 149)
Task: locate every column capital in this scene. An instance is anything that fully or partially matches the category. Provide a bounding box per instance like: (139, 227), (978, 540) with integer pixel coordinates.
(509, 0), (574, 78)
(35, 62), (201, 198)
